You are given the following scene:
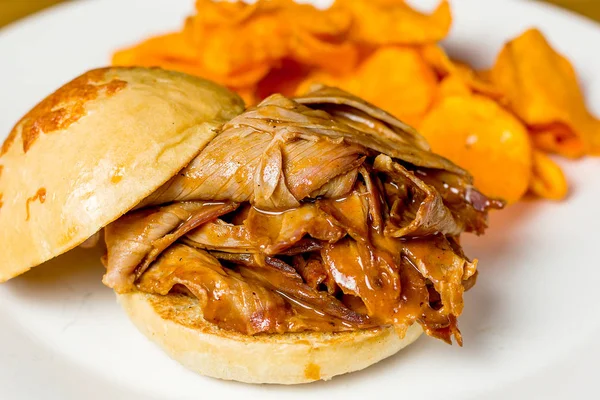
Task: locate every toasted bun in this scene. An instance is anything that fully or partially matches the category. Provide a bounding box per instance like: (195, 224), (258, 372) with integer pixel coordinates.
(117, 292), (423, 384)
(0, 67), (244, 282)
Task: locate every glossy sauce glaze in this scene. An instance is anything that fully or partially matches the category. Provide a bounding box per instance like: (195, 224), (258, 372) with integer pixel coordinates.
(113, 175), (483, 340)
(102, 88), (502, 342)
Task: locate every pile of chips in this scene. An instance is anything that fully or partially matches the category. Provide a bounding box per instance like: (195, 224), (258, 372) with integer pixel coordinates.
(113, 0), (600, 204)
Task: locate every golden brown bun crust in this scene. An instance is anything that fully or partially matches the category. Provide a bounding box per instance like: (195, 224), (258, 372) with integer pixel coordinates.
(0, 67), (244, 282)
(117, 292), (423, 384)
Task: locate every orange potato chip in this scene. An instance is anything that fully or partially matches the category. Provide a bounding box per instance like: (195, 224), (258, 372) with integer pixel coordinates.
(289, 31), (358, 74)
(490, 28), (600, 156)
(256, 60), (310, 101)
(193, 0), (262, 26)
(195, 0), (352, 39)
(530, 124), (586, 159)
(453, 62), (503, 98)
(112, 32), (198, 66)
(421, 44), (457, 76)
(433, 75), (472, 103)
(283, 0), (352, 38)
(528, 150), (569, 200)
(113, 46), (270, 89)
(297, 46), (438, 126)
(476, 69), (493, 82)
(419, 94), (532, 203)
(138, 0), (355, 86)
(282, 1), (355, 73)
(191, 0), (355, 75)
(112, 21), (272, 88)
(334, 0), (452, 45)
(190, 13), (287, 78)
(421, 44), (501, 98)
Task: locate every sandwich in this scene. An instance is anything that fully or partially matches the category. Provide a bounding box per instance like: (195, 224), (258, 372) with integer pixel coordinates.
(0, 67), (503, 384)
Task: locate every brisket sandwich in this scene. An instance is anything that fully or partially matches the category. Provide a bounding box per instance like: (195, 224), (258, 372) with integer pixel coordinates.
(0, 67), (502, 384)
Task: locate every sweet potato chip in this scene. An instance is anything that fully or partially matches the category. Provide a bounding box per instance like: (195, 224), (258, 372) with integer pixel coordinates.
(422, 45), (501, 98)
(529, 150), (569, 200)
(419, 94), (532, 203)
(284, 0), (352, 37)
(289, 32), (358, 74)
(530, 124), (586, 159)
(112, 16), (273, 88)
(433, 75), (472, 103)
(115, 0), (358, 89)
(334, 0), (451, 45)
(113, 32), (198, 66)
(256, 60), (310, 101)
(193, 0), (262, 26)
(491, 28), (600, 156)
(476, 69), (493, 83)
(113, 35), (270, 89)
(297, 46), (438, 126)
(282, 1), (355, 73)
(189, 12), (287, 79)
(192, 0), (355, 74)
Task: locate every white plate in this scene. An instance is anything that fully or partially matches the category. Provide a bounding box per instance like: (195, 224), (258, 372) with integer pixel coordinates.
(1, 0), (599, 399)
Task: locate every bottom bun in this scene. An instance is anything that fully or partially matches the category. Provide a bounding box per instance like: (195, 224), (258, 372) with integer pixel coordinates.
(117, 292), (423, 384)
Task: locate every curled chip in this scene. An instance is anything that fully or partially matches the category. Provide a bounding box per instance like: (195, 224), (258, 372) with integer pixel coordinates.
(491, 28), (600, 157)
(285, 0), (353, 37)
(113, 33), (197, 66)
(419, 94), (532, 203)
(189, 3), (287, 79)
(434, 75), (472, 103)
(280, 0), (357, 73)
(422, 45), (501, 98)
(113, 0), (354, 89)
(530, 124), (586, 159)
(529, 150), (569, 200)
(334, 0), (451, 45)
(297, 46), (438, 126)
(112, 32), (271, 88)
(290, 32), (358, 75)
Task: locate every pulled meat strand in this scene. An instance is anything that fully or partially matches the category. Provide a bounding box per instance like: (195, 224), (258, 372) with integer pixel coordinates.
(294, 86), (467, 175)
(321, 238), (400, 321)
(292, 253), (337, 294)
(140, 112), (367, 210)
(139, 245), (369, 334)
(184, 219), (254, 253)
(207, 251), (373, 329)
(103, 201), (237, 292)
(374, 154), (463, 237)
(101, 86), (503, 343)
(244, 204), (345, 254)
(412, 167), (505, 235)
(401, 235), (476, 317)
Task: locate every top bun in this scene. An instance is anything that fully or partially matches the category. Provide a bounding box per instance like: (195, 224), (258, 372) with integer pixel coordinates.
(0, 67), (244, 282)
